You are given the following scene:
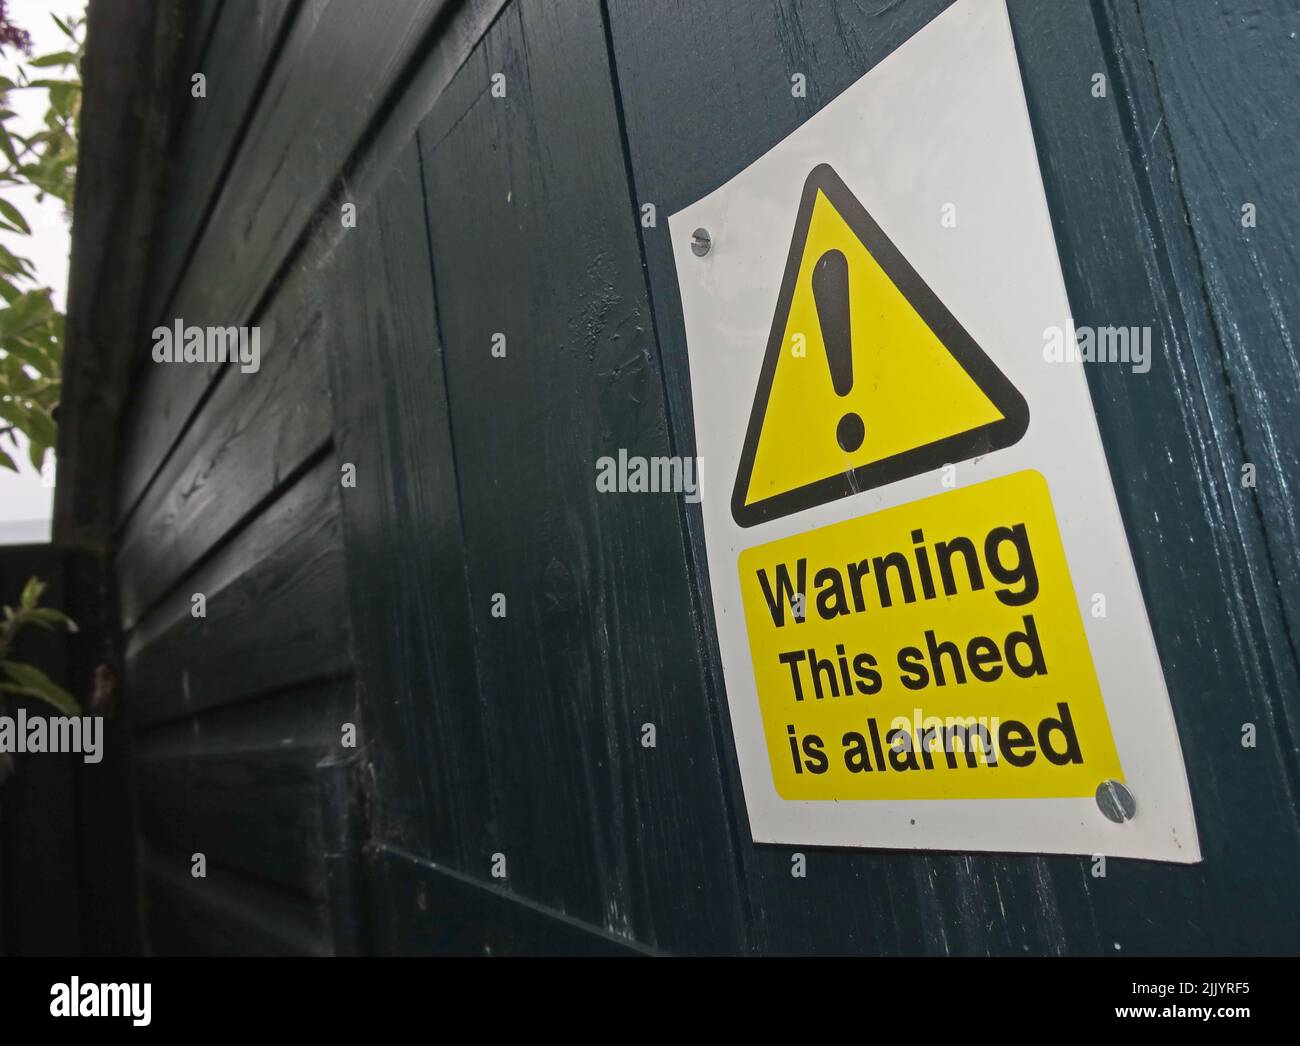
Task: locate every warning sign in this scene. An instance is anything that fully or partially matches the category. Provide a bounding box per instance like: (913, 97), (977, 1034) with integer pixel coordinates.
(667, 0), (1199, 861)
(740, 470), (1121, 800)
(733, 164), (1028, 527)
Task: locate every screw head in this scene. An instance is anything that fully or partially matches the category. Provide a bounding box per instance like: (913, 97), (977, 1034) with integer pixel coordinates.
(1095, 779), (1136, 823)
(691, 227), (712, 257)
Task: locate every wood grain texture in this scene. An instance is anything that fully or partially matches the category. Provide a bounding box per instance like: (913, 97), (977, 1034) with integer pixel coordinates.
(415, 0), (748, 951)
(116, 0), (452, 524)
(369, 845), (651, 956)
(1128, 0), (1300, 763)
(143, 0), (299, 344)
(321, 145), (491, 867)
(115, 252), (333, 630)
(135, 680), (355, 897)
(125, 454), (351, 726)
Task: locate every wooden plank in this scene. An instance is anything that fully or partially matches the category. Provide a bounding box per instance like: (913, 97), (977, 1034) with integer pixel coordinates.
(311, 0), (514, 867)
(54, 0), (187, 546)
(140, 845), (331, 956)
(1131, 0), (1300, 754)
(174, 0), (223, 93)
(605, 0), (1300, 953)
(115, 0), (454, 526)
(135, 680), (356, 897)
(115, 248), (334, 630)
(118, 0), (299, 526)
(144, 0), (299, 351)
(321, 144), (491, 865)
(125, 455), (352, 726)
(415, 0), (748, 952)
(170, 0), (447, 327)
(370, 846), (651, 956)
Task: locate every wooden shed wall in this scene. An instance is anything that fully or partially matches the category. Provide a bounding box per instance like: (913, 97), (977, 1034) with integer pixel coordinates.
(102, 0), (1300, 954)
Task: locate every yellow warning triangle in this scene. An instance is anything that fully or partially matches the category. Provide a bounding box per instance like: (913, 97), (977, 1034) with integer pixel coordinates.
(731, 164), (1029, 527)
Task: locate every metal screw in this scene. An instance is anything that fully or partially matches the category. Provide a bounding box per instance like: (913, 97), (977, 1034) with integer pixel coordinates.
(691, 227), (712, 257)
(1095, 779), (1136, 823)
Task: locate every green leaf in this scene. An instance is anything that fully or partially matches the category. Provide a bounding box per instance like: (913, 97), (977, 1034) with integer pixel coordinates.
(50, 83), (76, 119)
(20, 576), (44, 609)
(0, 242), (34, 277)
(1, 341), (54, 375)
(0, 398), (28, 429)
(0, 125), (19, 166)
(0, 661), (80, 716)
(0, 287), (53, 333)
(21, 403), (55, 448)
(19, 607), (77, 632)
(0, 198), (31, 235)
(0, 32), (76, 470)
(29, 53), (77, 69)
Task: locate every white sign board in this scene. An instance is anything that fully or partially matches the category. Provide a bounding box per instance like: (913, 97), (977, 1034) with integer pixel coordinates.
(669, 0), (1199, 861)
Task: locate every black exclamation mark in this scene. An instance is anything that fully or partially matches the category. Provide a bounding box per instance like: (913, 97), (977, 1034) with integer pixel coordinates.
(812, 249), (864, 453)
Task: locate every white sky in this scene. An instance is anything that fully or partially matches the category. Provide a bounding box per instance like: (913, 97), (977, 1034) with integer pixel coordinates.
(0, 0), (86, 543)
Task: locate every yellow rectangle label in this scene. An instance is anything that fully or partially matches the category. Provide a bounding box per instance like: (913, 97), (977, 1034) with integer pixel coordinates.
(738, 470), (1122, 800)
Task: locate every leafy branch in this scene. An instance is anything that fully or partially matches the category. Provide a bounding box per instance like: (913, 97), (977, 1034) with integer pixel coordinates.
(0, 8), (82, 475)
(0, 575), (80, 716)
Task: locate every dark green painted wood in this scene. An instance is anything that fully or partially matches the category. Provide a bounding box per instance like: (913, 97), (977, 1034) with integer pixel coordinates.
(140, 845), (332, 956)
(118, 0), (299, 526)
(142, 0), (299, 347)
(173, 0), (222, 97)
(1129, 0), (1300, 764)
(56, 0), (186, 547)
(135, 679), (354, 897)
(125, 454), (351, 725)
(116, 0), (453, 524)
(369, 845), (651, 956)
(321, 144), (491, 867)
(115, 256), (333, 629)
(107, 0), (504, 957)
(415, 0), (747, 951)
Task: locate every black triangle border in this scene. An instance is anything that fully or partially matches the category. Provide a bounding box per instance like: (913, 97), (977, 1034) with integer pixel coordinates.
(730, 163), (1030, 528)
